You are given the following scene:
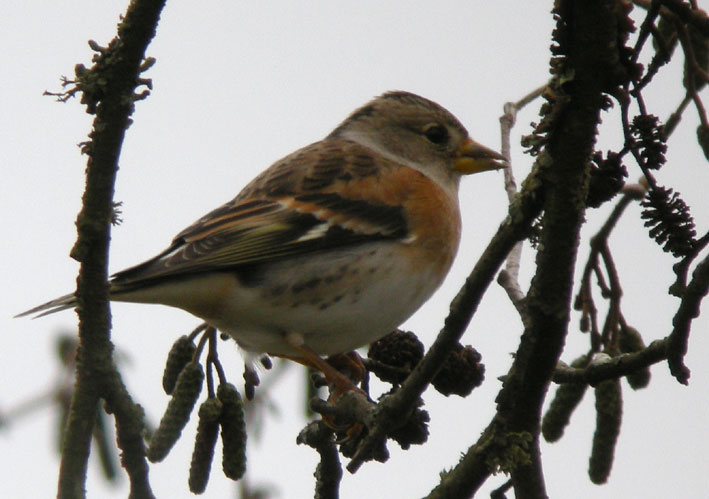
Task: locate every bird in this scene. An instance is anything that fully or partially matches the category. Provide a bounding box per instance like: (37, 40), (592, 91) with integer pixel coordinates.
(18, 90), (505, 391)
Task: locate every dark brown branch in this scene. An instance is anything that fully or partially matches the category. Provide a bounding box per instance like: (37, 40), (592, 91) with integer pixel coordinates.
(103, 372), (152, 498)
(57, 1), (165, 497)
(583, 185), (645, 287)
(576, 185), (647, 351)
(664, 93), (692, 137)
(309, 391), (377, 427)
(491, 480), (514, 499)
(423, 424), (498, 499)
(504, 0), (623, 495)
(667, 253), (709, 383)
(671, 230), (709, 295)
(297, 422), (342, 499)
(552, 339), (668, 384)
(598, 244), (622, 347)
(632, 0), (663, 64)
(635, 1), (709, 133)
(428, 2), (625, 497)
(556, 247), (709, 388)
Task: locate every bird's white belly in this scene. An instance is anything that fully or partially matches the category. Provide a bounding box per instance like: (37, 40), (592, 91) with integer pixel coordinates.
(210, 242), (444, 356)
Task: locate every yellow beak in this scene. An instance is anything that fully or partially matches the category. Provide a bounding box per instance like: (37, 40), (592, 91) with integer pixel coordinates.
(454, 137), (507, 174)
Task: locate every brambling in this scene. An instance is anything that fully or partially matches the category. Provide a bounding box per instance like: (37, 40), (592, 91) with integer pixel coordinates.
(19, 91), (505, 389)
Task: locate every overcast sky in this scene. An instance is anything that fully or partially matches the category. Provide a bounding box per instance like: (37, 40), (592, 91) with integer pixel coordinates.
(2, 2), (708, 498)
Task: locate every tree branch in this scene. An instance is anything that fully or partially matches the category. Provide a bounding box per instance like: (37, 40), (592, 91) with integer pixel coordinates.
(497, 84), (547, 321)
(575, 185), (647, 351)
(297, 422), (342, 499)
(552, 339), (667, 384)
(57, 1), (166, 497)
(506, 0), (625, 492)
(428, 1), (626, 496)
(667, 253), (709, 383)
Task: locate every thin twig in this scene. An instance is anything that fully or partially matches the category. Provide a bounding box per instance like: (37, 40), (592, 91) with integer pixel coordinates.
(297, 422), (342, 499)
(552, 339), (667, 384)
(575, 185), (647, 352)
(667, 253), (709, 383)
(598, 244), (622, 349)
(674, 20), (709, 127)
(496, 84), (547, 318)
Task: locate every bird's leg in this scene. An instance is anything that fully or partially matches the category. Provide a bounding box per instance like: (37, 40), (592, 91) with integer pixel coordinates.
(324, 351), (366, 387)
(279, 331), (358, 394)
(280, 333), (367, 434)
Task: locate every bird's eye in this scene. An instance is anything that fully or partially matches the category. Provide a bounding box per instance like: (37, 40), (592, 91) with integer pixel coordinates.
(423, 124), (449, 145)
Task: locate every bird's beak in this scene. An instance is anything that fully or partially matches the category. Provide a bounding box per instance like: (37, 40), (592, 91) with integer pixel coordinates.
(454, 137), (507, 174)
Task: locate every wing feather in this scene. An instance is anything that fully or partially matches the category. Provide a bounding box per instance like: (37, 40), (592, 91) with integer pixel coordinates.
(111, 140), (410, 288)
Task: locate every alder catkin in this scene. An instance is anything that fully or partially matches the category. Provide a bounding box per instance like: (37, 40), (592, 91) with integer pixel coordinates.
(217, 383), (247, 480)
(147, 362), (204, 462)
(589, 378), (623, 484)
(162, 335), (197, 395)
(541, 355), (590, 443)
(188, 398), (223, 494)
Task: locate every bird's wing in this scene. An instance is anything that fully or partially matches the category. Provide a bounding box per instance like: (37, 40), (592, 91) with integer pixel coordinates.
(110, 140), (410, 287)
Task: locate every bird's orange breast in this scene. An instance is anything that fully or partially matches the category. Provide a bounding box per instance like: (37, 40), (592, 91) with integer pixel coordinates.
(337, 166), (462, 274)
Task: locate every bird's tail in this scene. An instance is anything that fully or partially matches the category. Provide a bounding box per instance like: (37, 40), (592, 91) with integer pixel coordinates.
(15, 293), (78, 319)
